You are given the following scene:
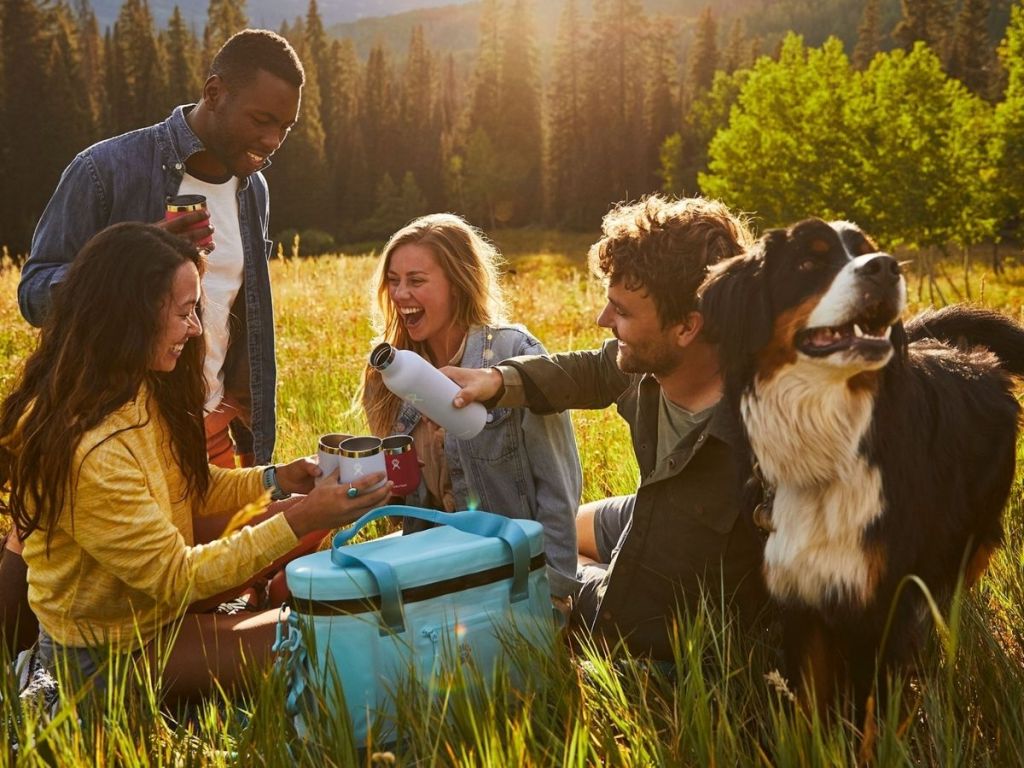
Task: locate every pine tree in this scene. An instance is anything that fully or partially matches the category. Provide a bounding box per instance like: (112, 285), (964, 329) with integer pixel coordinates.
(102, 27), (118, 133)
(164, 5), (201, 107)
(75, 0), (104, 139)
(438, 52), (463, 213)
(44, 2), (94, 165)
(948, 0), (994, 95)
(400, 26), (443, 208)
(325, 38), (361, 229)
(0, 0), (52, 252)
(645, 18), (678, 191)
(687, 7), (719, 103)
(893, 0), (952, 61)
(495, 0), (542, 224)
(853, 0), (882, 70)
(469, 0), (502, 140)
(583, 0), (648, 222)
(723, 17), (746, 74)
(266, 22), (329, 232)
(357, 43), (398, 222)
(546, 0), (587, 226)
(203, 0), (247, 67)
(110, 0), (168, 132)
(306, 0), (335, 151)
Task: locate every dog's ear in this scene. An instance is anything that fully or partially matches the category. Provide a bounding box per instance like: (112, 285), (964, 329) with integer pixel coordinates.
(699, 230), (781, 381)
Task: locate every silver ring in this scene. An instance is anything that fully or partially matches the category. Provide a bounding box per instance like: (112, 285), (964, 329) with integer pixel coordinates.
(347, 484), (359, 498)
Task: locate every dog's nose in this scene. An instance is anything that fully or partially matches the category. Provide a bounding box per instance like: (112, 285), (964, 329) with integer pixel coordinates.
(855, 254), (901, 286)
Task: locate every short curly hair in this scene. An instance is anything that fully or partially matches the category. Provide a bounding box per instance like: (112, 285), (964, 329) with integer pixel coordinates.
(588, 195), (753, 328)
(211, 29), (305, 90)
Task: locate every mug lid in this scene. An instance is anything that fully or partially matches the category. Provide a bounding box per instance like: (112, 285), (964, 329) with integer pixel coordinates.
(319, 433), (352, 454)
(340, 435), (383, 458)
(382, 434), (414, 454)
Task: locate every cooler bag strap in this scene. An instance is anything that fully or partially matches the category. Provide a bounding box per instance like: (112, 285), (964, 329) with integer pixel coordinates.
(330, 548), (406, 634)
(331, 505), (532, 610)
(272, 607), (310, 716)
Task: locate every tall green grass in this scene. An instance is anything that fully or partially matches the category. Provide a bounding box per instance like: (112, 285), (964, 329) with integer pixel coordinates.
(2, 236), (1024, 765)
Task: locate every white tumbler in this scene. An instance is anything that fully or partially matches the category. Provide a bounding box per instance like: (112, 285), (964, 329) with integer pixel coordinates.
(369, 342), (487, 440)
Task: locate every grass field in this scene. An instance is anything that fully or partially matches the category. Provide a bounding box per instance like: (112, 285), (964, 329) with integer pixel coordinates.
(2, 234), (1024, 765)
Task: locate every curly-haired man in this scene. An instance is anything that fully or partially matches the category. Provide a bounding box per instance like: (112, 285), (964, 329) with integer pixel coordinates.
(446, 195), (767, 658)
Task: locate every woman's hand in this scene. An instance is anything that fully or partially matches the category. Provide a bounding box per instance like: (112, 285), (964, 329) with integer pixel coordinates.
(282, 469), (392, 539)
(274, 456), (321, 495)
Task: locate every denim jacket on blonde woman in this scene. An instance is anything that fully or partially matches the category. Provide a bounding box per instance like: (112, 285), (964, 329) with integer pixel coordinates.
(388, 324), (583, 599)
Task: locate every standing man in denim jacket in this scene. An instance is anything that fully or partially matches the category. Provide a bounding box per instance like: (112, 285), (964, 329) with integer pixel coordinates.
(4, 29), (304, 656)
(445, 196), (768, 659)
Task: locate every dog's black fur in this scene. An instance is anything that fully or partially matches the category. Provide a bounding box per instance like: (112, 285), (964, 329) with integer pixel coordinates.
(699, 218), (1024, 711)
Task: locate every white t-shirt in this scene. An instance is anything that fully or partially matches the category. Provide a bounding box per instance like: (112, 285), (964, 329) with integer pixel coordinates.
(177, 173), (243, 414)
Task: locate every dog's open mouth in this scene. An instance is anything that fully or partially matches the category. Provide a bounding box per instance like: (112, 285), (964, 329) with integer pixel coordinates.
(796, 317), (894, 357)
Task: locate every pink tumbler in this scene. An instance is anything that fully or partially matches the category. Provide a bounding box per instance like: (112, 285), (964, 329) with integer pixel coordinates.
(165, 194), (214, 252)
(382, 434), (421, 495)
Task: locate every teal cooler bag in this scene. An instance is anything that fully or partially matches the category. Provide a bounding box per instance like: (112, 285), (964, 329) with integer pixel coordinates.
(275, 505), (555, 743)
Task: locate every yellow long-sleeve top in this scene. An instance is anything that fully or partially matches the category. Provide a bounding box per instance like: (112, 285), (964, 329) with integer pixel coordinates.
(21, 387), (299, 648)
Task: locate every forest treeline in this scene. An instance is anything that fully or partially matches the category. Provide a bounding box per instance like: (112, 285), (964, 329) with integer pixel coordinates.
(0, 0), (1022, 256)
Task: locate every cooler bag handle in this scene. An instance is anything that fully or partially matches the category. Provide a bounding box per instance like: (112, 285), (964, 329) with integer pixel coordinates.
(330, 505), (533, 635)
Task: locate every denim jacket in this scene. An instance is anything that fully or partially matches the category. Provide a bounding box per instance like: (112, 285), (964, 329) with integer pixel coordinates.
(391, 325), (583, 598)
(18, 106), (277, 462)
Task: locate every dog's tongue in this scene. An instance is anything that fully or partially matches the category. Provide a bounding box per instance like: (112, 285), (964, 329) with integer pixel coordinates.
(809, 326), (850, 347)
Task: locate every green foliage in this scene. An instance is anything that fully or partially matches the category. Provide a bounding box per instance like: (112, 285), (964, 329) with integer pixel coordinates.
(701, 35), (859, 226)
(702, 36), (1001, 248)
(358, 171), (428, 239)
(663, 67), (747, 197)
(850, 43), (996, 248)
(992, 1), (1024, 227)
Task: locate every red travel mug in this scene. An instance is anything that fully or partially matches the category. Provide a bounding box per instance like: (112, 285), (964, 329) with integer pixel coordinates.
(382, 434), (421, 495)
(166, 194), (214, 252)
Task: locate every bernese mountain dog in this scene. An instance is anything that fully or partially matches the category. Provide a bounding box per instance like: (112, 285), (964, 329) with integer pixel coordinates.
(699, 218), (1024, 712)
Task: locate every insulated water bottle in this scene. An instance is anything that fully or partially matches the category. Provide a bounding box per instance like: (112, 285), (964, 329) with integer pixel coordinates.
(369, 342), (487, 440)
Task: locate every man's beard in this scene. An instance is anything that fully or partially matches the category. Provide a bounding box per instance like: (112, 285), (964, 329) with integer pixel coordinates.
(615, 339), (678, 377)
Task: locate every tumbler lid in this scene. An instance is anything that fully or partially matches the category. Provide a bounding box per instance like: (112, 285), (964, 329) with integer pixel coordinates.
(340, 435), (383, 458)
(166, 194), (207, 211)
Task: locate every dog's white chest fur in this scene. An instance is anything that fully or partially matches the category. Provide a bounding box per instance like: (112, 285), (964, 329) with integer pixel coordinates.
(744, 362), (884, 608)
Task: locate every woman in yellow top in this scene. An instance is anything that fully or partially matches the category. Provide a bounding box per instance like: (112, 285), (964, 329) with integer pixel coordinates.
(0, 222), (390, 697)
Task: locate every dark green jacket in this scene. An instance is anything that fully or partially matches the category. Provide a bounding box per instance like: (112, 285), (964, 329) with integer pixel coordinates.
(499, 340), (766, 659)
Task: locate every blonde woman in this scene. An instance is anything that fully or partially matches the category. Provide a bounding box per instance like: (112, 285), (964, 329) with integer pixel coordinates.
(361, 214), (582, 605)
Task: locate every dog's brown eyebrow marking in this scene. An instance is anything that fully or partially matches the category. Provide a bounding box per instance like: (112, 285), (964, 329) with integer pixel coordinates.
(810, 238), (831, 255)
(856, 237), (875, 255)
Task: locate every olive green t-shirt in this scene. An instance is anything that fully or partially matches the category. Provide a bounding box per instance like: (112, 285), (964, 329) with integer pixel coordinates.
(657, 391), (714, 465)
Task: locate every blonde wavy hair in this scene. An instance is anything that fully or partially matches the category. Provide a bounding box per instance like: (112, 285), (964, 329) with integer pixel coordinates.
(361, 213), (506, 436)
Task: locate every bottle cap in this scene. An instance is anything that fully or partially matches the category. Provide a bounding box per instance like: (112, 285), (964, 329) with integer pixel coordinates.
(369, 342), (396, 371)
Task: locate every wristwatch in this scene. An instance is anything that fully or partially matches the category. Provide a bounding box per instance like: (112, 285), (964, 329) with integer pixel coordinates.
(261, 465), (291, 501)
